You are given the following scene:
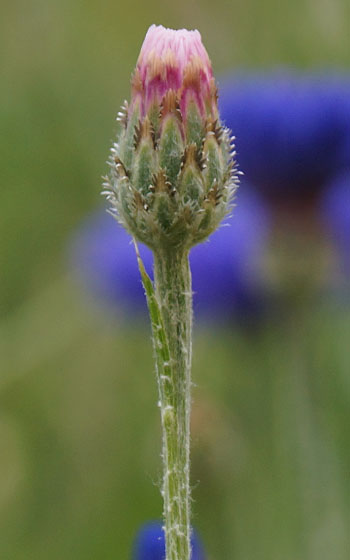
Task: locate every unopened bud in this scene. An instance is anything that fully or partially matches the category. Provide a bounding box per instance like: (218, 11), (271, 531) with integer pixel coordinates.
(104, 24), (239, 250)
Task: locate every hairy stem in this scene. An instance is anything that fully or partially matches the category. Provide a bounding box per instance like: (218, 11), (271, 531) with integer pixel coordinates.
(153, 248), (192, 560)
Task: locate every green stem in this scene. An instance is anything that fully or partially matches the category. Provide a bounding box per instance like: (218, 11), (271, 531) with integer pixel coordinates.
(153, 248), (192, 560)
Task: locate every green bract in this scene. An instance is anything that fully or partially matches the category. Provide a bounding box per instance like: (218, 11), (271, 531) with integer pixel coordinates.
(103, 96), (238, 250)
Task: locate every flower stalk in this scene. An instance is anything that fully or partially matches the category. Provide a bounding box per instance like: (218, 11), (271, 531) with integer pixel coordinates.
(133, 244), (192, 559)
(155, 249), (192, 559)
(104, 24), (238, 560)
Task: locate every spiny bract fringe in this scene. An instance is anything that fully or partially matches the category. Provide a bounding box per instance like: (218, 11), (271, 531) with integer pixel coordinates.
(103, 97), (239, 251)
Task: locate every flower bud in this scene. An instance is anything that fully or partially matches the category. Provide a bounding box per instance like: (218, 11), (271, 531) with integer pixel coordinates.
(103, 25), (238, 251)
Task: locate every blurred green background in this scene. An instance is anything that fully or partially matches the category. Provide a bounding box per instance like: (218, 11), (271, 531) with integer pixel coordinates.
(1, 0), (350, 558)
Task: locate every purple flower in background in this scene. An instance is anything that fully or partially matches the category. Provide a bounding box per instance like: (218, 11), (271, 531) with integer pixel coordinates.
(132, 521), (206, 560)
(319, 171), (350, 277)
(71, 187), (270, 322)
(219, 72), (350, 203)
(72, 210), (152, 317)
(190, 186), (270, 320)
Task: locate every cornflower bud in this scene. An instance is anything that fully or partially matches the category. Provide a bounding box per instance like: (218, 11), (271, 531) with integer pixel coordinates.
(103, 24), (238, 250)
(102, 26), (239, 560)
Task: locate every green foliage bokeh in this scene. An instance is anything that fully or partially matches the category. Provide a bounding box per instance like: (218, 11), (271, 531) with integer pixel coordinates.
(1, 1), (349, 558)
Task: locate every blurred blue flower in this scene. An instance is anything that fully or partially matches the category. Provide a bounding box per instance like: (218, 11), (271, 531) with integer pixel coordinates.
(131, 521), (206, 560)
(70, 188), (270, 322)
(319, 171), (350, 277)
(71, 209), (153, 317)
(219, 71), (350, 203)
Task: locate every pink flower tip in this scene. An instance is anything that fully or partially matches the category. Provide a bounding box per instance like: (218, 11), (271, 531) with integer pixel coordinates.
(131, 24), (217, 121)
(138, 24), (212, 78)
